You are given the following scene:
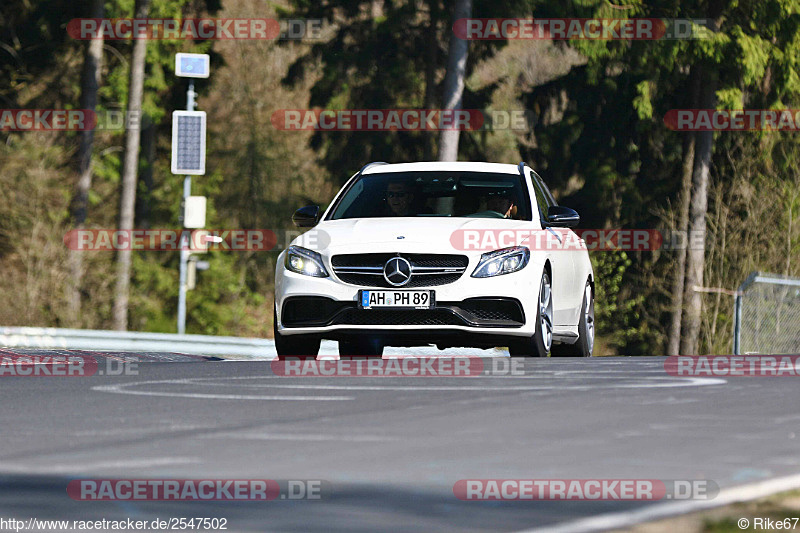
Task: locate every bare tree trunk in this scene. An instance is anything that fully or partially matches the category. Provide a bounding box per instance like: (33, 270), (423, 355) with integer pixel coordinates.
(423, 0), (440, 160)
(137, 114), (155, 229)
(667, 134), (695, 354)
(667, 70), (700, 355)
(680, 67), (717, 355)
(68, 0), (104, 322)
(437, 0), (471, 162)
(113, 0), (150, 331)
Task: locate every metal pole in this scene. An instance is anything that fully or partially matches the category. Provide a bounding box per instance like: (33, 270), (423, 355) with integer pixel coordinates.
(733, 293), (742, 355)
(177, 81), (196, 335)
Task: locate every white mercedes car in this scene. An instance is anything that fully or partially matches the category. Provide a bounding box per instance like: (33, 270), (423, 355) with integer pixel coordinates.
(274, 162), (594, 358)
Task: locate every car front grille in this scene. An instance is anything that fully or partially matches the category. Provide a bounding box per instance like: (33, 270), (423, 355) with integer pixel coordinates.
(280, 297), (346, 327)
(457, 299), (525, 323)
(335, 272), (463, 288)
(281, 296), (524, 329)
(331, 253), (468, 288)
(330, 309), (465, 326)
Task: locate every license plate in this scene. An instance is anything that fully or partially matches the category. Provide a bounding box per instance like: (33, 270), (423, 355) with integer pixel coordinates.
(359, 290), (435, 310)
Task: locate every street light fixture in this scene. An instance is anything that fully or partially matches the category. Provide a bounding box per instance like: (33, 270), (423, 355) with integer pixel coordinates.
(172, 53), (210, 335)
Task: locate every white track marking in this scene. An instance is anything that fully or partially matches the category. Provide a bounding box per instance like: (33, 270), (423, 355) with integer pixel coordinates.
(93, 375), (724, 396)
(92, 372), (724, 400)
(92, 380), (353, 401)
(185, 376), (724, 392)
(196, 373), (687, 384)
(199, 433), (396, 442)
(0, 457), (200, 475)
(515, 472), (800, 533)
(193, 374), (716, 382)
(72, 425), (215, 436)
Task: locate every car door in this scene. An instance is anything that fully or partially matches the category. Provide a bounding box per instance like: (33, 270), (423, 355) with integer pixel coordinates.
(529, 170), (578, 327)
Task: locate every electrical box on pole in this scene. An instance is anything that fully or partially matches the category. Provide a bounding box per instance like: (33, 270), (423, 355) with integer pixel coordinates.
(187, 257), (211, 291)
(184, 196), (207, 229)
(187, 257), (197, 290)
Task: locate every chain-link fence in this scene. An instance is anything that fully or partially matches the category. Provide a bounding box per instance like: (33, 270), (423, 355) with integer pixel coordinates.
(734, 272), (800, 355)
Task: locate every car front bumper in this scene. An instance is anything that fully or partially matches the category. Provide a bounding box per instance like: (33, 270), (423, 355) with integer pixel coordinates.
(275, 253), (542, 341)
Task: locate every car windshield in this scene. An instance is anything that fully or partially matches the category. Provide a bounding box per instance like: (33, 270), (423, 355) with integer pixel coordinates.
(329, 171), (532, 221)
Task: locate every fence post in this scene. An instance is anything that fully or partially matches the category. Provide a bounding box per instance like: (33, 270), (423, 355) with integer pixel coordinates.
(733, 293), (742, 355)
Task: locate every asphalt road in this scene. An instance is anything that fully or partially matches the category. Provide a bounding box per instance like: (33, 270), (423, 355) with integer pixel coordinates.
(1, 351), (799, 532)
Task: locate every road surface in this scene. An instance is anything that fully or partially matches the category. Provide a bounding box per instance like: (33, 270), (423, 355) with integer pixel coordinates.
(0, 352), (798, 532)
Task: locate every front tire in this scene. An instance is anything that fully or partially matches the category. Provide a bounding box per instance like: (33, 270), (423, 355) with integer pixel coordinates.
(550, 281), (594, 357)
(274, 306), (320, 360)
(508, 272), (553, 357)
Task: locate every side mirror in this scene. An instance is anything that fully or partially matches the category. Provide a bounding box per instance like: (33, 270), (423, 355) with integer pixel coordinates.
(546, 205), (580, 228)
(292, 205), (320, 228)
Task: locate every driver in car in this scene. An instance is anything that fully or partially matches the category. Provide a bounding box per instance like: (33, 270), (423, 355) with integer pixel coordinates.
(385, 181), (415, 216)
(472, 194), (515, 219)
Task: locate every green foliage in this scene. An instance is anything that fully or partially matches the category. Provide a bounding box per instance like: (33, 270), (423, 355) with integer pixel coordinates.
(285, 0), (537, 179)
(633, 80), (654, 120)
(733, 29), (770, 86)
(2, 0), (800, 352)
(591, 252), (648, 353)
(716, 87), (744, 109)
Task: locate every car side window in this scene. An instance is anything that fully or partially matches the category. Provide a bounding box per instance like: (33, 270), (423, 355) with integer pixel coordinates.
(528, 170), (550, 224)
(533, 172), (558, 207)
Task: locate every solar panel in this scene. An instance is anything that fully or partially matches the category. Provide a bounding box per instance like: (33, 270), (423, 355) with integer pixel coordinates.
(171, 111), (206, 175)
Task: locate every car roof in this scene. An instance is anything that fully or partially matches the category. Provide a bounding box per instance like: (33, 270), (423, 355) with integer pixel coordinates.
(361, 161), (522, 176)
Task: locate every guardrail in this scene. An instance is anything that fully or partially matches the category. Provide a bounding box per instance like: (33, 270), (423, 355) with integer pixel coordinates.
(0, 326), (276, 359)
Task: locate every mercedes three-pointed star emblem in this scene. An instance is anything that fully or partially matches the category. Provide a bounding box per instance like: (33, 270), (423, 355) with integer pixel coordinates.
(383, 257), (412, 287)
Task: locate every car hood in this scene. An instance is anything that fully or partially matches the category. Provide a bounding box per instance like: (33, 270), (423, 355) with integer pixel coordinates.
(293, 217), (536, 255)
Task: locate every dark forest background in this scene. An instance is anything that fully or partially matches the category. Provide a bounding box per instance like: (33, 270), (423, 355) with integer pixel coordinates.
(1, 0), (799, 354)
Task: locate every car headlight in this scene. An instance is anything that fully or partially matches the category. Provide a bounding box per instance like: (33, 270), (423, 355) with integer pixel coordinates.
(284, 246), (329, 277)
(471, 246), (530, 278)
